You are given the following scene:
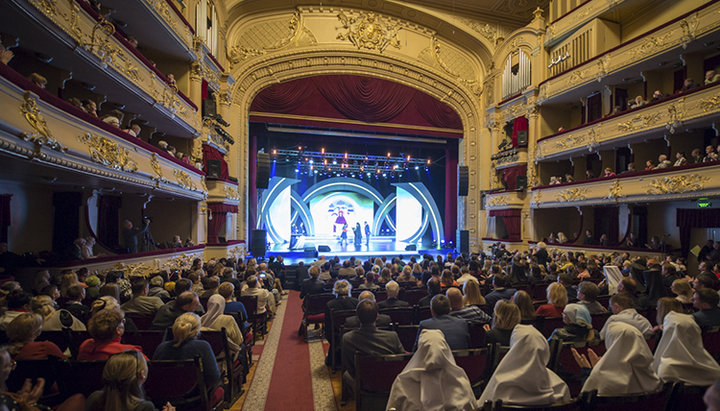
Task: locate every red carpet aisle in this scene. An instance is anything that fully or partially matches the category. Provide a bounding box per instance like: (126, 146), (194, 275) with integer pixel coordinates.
(239, 291), (337, 411)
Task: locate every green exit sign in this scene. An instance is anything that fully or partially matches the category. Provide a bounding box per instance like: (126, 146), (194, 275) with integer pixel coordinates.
(698, 198), (712, 208)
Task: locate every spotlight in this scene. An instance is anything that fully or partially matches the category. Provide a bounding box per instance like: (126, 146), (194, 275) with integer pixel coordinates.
(332, 160), (337, 165)
(294, 168), (299, 173)
(272, 149), (277, 155)
(415, 166), (419, 170)
(427, 159), (431, 165)
(309, 159), (314, 164)
(321, 147), (325, 154)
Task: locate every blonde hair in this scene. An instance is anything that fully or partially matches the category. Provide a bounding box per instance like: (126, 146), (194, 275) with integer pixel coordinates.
(547, 282), (568, 308)
(172, 312), (200, 347)
(656, 297), (683, 325)
(671, 279), (693, 300)
(31, 295), (55, 319)
(493, 300), (521, 330)
(90, 296), (120, 316)
(60, 272), (79, 298)
(7, 313), (43, 353)
(100, 351), (148, 411)
(462, 280), (485, 306)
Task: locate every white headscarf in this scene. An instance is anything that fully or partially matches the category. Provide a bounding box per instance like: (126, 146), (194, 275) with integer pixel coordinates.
(200, 294), (225, 327)
(386, 329), (477, 411)
(479, 324), (570, 406)
(581, 321), (662, 395)
(563, 303), (591, 326)
(653, 311), (720, 386)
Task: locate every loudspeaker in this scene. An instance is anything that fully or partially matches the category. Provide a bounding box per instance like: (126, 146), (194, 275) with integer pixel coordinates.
(256, 153), (270, 189)
(517, 130), (528, 146)
(516, 175), (528, 191)
(207, 159), (222, 179)
(202, 97), (217, 118)
(458, 166), (469, 196)
(250, 229), (266, 258)
(317, 245), (331, 252)
(456, 230), (469, 254)
(303, 245), (318, 258)
(405, 244), (416, 251)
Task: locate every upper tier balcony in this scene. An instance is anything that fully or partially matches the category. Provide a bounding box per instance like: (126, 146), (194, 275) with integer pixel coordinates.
(0, 66), (207, 200)
(538, 0), (720, 106)
(535, 82), (720, 161)
(3, 0), (199, 136)
(484, 190), (527, 211)
(530, 162), (720, 209)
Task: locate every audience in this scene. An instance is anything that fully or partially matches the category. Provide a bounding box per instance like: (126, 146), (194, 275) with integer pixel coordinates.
(414, 294), (469, 351)
(536, 282), (567, 318)
(78, 308), (146, 361)
(483, 300), (521, 346)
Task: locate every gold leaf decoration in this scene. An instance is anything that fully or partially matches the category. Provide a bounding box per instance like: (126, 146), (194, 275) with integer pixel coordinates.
(700, 96), (720, 112)
(556, 187), (587, 202)
(19, 92), (66, 153)
(224, 186), (240, 200)
(486, 195), (509, 207)
(77, 133), (138, 172)
(336, 11), (401, 53)
(531, 190), (542, 207)
(604, 179), (624, 200)
(617, 111), (662, 132)
(174, 169), (198, 191)
(646, 174), (709, 194)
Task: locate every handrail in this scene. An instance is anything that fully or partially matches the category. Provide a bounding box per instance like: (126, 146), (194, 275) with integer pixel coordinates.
(163, 0), (195, 35)
(54, 244), (206, 268)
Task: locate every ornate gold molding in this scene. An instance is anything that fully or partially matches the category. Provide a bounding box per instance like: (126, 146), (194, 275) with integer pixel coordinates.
(77, 133), (138, 172)
(336, 11), (401, 53)
(228, 11), (316, 63)
(646, 174), (709, 194)
(617, 112), (662, 132)
(556, 187), (587, 202)
(701, 96), (720, 112)
(150, 153), (166, 185)
(83, 19), (141, 82)
(486, 195), (509, 207)
(531, 190), (542, 207)
(430, 37), (482, 96)
(224, 185), (241, 200)
(174, 169), (198, 191)
(604, 179), (624, 200)
(19, 92), (66, 153)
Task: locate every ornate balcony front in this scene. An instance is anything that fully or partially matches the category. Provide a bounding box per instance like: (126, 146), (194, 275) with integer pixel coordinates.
(484, 190), (527, 211)
(545, 0), (632, 47)
(535, 83), (720, 161)
(530, 163), (720, 208)
(207, 179), (240, 206)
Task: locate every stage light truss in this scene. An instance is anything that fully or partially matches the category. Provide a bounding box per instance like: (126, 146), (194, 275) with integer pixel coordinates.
(273, 149), (430, 173)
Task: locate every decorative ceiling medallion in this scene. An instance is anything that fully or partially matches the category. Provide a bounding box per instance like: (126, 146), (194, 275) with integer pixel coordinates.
(646, 174), (709, 194)
(77, 133), (138, 172)
(336, 11), (401, 53)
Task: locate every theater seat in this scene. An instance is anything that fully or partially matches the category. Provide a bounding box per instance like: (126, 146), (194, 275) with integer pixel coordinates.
(485, 397), (580, 410)
(580, 382), (673, 411)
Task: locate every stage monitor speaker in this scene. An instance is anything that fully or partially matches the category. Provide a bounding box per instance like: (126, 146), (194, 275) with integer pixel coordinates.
(456, 230), (469, 254)
(458, 166), (469, 196)
(317, 245), (331, 252)
(405, 244), (416, 251)
(517, 130), (528, 146)
(516, 175), (528, 191)
(256, 153), (270, 189)
(303, 245), (318, 258)
(250, 229), (266, 258)
(207, 159), (222, 179)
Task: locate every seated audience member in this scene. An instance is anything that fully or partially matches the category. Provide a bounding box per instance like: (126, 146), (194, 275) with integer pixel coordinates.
(671, 278), (693, 304)
(674, 151), (688, 167)
(341, 299), (405, 393)
(644, 160), (655, 170)
(357, 272), (379, 291)
(681, 78), (698, 91)
(652, 311), (720, 385)
(706, 69), (720, 85)
(199, 276), (219, 299)
(577, 322), (662, 395)
(31, 295), (86, 331)
(0, 290), (32, 330)
(218, 282), (248, 322)
(6, 313), (66, 360)
(651, 89), (666, 101)
(483, 300), (521, 346)
(693, 288), (720, 329)
(417, 278), (442, 307)
(447, 287), (490, 324)
(414, 295), (469, 351)
(387, 329), (477, 411)
(564, 173), (575, 183)
(456, 266), (477, 286)
(28, 73), (47, 89)
(0, 43), (14, 64)
(556, 232), (568, 244)
(341, 291), (392, 329)
(462, 280), (485, 306)
(601, 293), (653, 338)
(480, 324), (570, 406)
(78, 309), (146, 361)
(85, 275), (101, 300)
(484, 276), (517, 309)
(153, 313), (222, 402)
(655, 297), (683, 330)
(630, 95), (645, 109)
(200, 294), (243, 360)
(299, 265), (325, 302)
(654, 154), (672, 169)
(241, 275), (275, 316)
(62, 285), (90, 323)
(691, 148), (704, 163)
(577, 281), (607, 315)
(378, 281), (409, 309)
(621, 162), (636, 174)
(603, 168), (616, 177)
(86, 350), (174, 411)
(705, 145), (719, 162)
(536, 282), (567, 318)
(337, 260), (356, 279)
(325, 280), (359, 366)
(148, 275), (171, 302)
(512, 290), (537, 323)
(152, 291), (201, 330)
(549, 304), (597, 345)
(440, 269), (458, 288)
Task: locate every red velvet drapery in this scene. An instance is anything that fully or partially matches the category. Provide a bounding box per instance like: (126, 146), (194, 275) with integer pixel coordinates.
(202, 144), (229, 180)
(489, 209), (521, 241)
(413, 91), (463, 130)
(313, 76), (413, 123)
(503, 165), (527, 190)
(207, 203), (237, 243)
(208, 203), (238, 214)
(677, 208), (720, 256)
(511, 116), (528, 147)
(251, 80), (315, 113)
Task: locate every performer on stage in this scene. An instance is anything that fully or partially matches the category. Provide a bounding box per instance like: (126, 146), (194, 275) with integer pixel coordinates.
(353, 223), (362, 245)
(340, 223), (348, 246)
(364, 221), (371, 245)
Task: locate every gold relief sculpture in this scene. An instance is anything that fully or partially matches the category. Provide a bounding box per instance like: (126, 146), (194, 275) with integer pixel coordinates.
(700, 96), (720, 112)
(556, 187), (587, 202)
(605, 179), (624, 200)
(228, 11), (315, 63)
(336, 11), (401, 53)
(200, 176), (209, 197)
(431, 37), (482, 96)
(99, 262), (154, 278)
(150, 153), (165, 184)
(19, 92), (66, 153)
(83, 19), (141, 82)
(631, 33), (672, 58)
(666, 101), (685, 133)
(174, 169), (198, 191)
(486, 195), (509, 207)
(679, 15), (699, 48)
(77, 133), (138, 172)
(617, 111), (662, 132)
(568, 69), (584, 85)
(462, 20), (496, 41)
(217, 91), (232, 107)
(224, 186), (240, 200)
(531, 190), (542, 207)
(646, 174), (709, 194)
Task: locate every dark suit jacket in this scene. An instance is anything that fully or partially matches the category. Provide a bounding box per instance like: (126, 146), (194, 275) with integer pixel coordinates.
(378, 298), (409, 309)
(325, 296), (359, 340)
(414, 314), (469, 351)
(300, 278), (325, 299)
(693, 308), (720, 329)
(64, 301), (89, 323)
(484, 288), (517, 309)
(344, 314), (392, 329)
(417, 293), (438, 307)
(342, 325), (405, 377)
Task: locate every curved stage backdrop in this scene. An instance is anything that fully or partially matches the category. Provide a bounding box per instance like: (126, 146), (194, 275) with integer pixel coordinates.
(258, 177), (444, 254)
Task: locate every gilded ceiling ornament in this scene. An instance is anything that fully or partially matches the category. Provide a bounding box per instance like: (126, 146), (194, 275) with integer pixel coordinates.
(228, 11), (314, 63)
(486, 195), (509, 207)
(19, 92), (66, 153)
(77, 133), (138, 172)
(604, 179), (624, 200)
(646, 174), (709, 194)
(174, 169), (198, 191)
(430, 37), (482, 96)
(700, 95), (720, 112)
(617, 111), (662, 132)
(461, 19), (496, 41)
(336, 11), (401, 53)
(556, 187), (587, 202)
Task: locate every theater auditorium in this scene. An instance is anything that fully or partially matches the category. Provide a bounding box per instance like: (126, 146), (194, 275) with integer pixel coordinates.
(1, 0), (720, 409)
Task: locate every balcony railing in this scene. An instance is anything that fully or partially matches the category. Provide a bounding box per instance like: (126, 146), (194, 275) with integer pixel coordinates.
(527, 241), (665, 260)
(545, 0), (626, 47)
(46, 245), (205, 275)
(484, 190), (527, 210)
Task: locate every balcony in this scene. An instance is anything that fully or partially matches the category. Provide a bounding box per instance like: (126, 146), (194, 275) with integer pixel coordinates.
(46, 245), (205, 275)
(492, 148), (528, 170)
(207, 179), (240, 205)
(538, 0), (720, 105)
(535, 82), (720, 161)
(484, 190), (527, 210)
(530, 162), (720, 208)
(527, 241), (665, 260)
(0, 70), (207, 200)
(3, 0), (199, 135)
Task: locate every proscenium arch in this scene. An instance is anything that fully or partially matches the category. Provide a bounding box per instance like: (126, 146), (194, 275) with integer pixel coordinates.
(230, 49), (487, 246)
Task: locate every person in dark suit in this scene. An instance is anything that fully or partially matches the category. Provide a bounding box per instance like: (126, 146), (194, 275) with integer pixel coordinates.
(121, 219), (150, 254)
(325, 280), (359, 366)
(533, 242), (549, 267)
(413, 294), (469, 351)
(300, 265), (325, 301)
(484, 276), (517, 309)
(378, 281), (409, 309)
(417, 278), (442, 307)
(341, 299), (405, 397)
(693, 288), (720, 329)
(344, 291), (392, 328)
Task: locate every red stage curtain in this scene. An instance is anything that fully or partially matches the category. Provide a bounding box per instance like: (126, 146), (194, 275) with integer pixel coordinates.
(677, 208), (720, 256)
(511, 116), (528, 147)
(489, 209), (521, 241)
(313, 76), (413, 123)
(250, 80), (314, 113)
(412, 91), (463, 129)
(202, 144), (229, 180)
(503, 165), (527, 190)
(208, 203), (238, 214)
(208, 212), (226, 244)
